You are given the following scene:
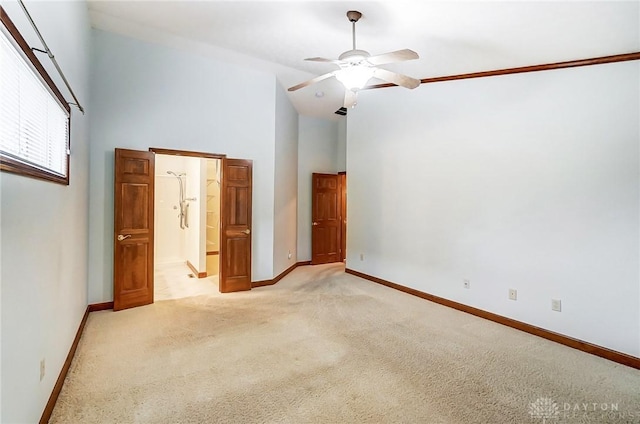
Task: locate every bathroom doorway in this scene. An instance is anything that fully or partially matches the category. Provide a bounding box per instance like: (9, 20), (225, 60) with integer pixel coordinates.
(113, 147), (253, 310)
(153, 152), (222, 300)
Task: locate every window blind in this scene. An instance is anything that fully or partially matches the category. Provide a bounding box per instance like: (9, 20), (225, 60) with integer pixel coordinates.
(0, 28), (69, 178)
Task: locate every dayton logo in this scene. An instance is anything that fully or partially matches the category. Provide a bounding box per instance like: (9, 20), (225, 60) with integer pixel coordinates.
(529, 397), (560, 423)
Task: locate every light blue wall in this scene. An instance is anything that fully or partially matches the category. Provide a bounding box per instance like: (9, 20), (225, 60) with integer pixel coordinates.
(88, 30), (278, 302)
(337, 118), (347, 172)
(0, 1), (91, 422)
(296, 116), (339, 261)
(347, 61), (640, 357)
(273, 83), (299, 274)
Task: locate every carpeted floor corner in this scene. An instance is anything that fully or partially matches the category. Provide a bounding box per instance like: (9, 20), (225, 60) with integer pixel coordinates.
(50, 264), (640, 423)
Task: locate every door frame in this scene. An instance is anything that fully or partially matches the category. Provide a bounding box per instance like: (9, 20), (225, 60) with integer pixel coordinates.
(311, 172), (342, 265)
(149, 147), (227, 291)
(310, 172), (347, 265)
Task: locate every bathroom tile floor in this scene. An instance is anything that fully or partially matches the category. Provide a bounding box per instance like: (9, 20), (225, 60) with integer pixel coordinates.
(154, 262), (221, 301)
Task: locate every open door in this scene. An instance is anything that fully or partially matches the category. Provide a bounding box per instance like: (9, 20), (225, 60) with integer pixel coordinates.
(220, 158), (253, 293)
(311, 173), (341, 265)
(113, 148), (155, 311)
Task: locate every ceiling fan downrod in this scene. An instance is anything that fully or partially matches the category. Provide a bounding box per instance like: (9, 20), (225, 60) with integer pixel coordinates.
(347, 10), (362, 51)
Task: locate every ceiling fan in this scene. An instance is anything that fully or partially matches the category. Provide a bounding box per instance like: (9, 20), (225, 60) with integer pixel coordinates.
(288, 10), (421, 109)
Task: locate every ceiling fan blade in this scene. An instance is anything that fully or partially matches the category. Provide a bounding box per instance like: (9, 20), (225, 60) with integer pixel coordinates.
(288, 72), (336, 92)
(344, 90), (357, 108)
(366, 49), (419, 66)
(305, 57), (342, 65)
(372, 68), (420, 89)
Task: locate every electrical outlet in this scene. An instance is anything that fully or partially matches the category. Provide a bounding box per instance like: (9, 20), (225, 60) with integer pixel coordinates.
(552, 299), (562, 312)
(463, 279), (470, 289)
(360, 253), (364, 261)
(508, 289), (517, 301)
(40, 359), (45, 381)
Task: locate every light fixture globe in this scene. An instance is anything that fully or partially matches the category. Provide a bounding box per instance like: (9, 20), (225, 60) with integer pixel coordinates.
(334, 66), (375, 90)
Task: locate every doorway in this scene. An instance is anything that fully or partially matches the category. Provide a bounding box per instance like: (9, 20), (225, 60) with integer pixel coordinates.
(311, 172), (347, 265)
(153, 153), (221, 300)
(113, 148), (253, 311)
(339, 171), (347, 262)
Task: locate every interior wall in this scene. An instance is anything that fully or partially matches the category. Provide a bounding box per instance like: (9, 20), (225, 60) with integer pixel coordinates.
(346, 61), (640, 357)
(297, 116), (339, 262)
(184, 157), (206, 274)
(88, 29), (277, 302)
(337, 117), (347, 172)
(0, 1), (91, 422)
(273, 83), (299, 274)
(205, 159), (220, 275)
(154, 154), (187, 264)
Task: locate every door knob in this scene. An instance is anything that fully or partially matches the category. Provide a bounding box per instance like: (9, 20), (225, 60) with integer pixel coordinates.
(243, 229), (251, 235)
(117, 234), (132, 241)
(312, 222), (318, 226)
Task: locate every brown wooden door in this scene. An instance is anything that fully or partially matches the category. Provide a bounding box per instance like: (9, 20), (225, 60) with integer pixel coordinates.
(113, 148), (155, 311)
(311, 173), (341, 265)
(220, 158), (252, 293)
(339, 172), (347, 262)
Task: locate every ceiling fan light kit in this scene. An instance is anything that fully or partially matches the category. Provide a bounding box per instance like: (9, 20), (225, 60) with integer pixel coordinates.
(334, 66), (375, 91)
(288, 10), (420, 110)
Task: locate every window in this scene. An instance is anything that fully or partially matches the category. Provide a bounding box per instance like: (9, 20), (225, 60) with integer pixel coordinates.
(0, 7), (70, 185)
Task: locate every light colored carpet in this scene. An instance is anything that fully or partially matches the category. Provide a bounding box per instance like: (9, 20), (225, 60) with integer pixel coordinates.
(50, 264), (640, 423)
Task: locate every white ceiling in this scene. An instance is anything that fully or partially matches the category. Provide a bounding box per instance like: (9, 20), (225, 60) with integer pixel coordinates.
(88, 1), (639, 120)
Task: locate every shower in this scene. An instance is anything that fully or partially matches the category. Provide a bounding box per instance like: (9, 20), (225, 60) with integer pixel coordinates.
(167, 170), (188, 229)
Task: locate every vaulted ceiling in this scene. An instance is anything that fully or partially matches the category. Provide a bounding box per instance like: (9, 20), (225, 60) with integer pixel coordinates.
(88, 1), (639, 120)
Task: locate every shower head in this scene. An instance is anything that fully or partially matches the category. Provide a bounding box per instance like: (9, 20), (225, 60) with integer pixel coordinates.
(167, 170), (177, 176)
(166, 171), (186, 177)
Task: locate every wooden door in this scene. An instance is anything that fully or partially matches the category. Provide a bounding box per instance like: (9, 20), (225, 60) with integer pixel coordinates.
(339, 172), (347, 262)
(220, 158), (253, 293)
(311, 173), (341, 265)
(113, 148), (155, 311)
